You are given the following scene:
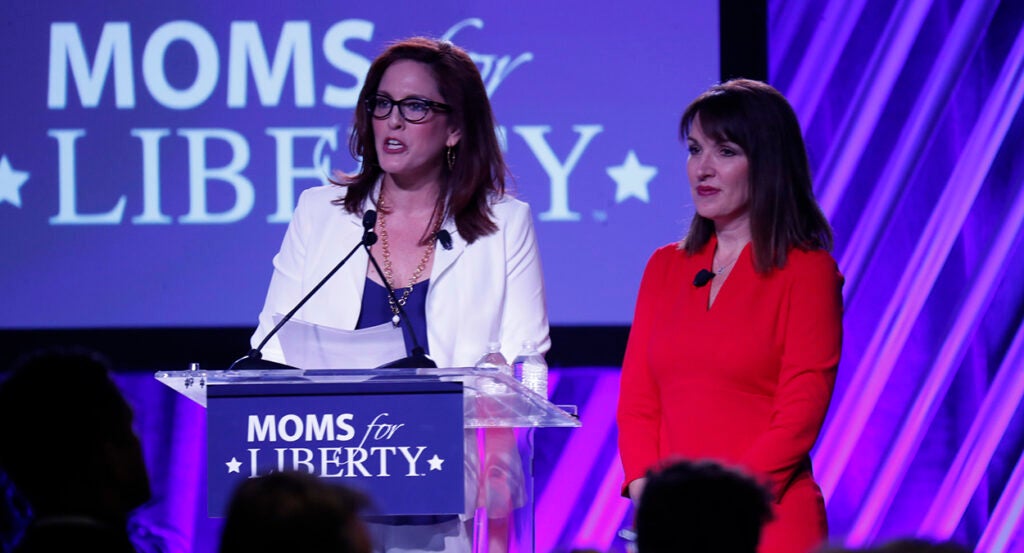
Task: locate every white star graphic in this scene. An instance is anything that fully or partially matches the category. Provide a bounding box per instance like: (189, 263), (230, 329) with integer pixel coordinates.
(427, 454), (444, 471)
(607, 150), (657, 204)
(226, 457), (242, 473)
(0, 155), (30, 208)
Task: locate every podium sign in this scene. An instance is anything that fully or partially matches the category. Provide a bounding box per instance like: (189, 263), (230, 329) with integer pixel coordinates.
(206, 379), (465, 517)
(157, 366), (581, 553)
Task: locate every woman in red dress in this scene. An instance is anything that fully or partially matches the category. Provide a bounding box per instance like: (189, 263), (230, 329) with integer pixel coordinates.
(617, 79), (843, 553)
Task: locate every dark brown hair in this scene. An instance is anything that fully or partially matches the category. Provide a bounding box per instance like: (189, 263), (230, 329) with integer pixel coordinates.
(636, 459), (773, 553)
(334, 37), (507, 244)
(0, 347), (151, 513)
(679, 79), (833, 273)
(219, 471), (371, 553)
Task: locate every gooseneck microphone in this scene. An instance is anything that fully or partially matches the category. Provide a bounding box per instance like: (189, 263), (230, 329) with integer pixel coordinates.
(693, 268), (716, 288)
(363, 210), (378, 237)
(363, 234), (437, 369)
(228, 210), (380, 370)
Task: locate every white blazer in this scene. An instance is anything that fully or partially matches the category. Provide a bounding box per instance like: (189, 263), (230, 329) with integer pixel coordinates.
(251, 183), (550, 369)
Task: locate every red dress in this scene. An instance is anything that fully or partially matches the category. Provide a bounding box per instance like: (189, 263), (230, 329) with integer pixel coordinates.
(617, 236), (843, 553)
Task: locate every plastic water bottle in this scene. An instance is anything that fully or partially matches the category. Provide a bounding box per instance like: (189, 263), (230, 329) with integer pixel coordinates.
(513, 340), (548, 398)
(474, 341), (512, 376)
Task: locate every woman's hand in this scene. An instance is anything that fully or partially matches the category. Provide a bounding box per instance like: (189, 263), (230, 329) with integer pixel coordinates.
(628, 477), (648, 504)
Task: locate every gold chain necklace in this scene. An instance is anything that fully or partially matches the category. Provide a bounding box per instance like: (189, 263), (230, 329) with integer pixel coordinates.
(377, 189), (441, 326)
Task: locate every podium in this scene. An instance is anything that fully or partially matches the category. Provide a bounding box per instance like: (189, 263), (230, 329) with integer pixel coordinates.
(155, 366), (580, 553)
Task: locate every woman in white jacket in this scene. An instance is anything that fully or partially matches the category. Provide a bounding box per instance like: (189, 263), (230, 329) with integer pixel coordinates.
(251, 37), (548, 553)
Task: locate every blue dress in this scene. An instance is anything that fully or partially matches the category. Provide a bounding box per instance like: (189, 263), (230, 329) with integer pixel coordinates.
(355, 277), (430, 358)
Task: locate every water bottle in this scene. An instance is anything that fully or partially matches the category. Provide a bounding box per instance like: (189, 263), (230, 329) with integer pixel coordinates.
(512, 340), (548, 398)
(474, 341), (512, 376)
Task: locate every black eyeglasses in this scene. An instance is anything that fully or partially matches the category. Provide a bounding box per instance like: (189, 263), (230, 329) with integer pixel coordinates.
(367, 94), (451, 123)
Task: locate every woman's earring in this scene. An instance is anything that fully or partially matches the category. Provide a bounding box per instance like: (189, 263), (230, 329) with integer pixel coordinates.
(446, 146), (456, 170)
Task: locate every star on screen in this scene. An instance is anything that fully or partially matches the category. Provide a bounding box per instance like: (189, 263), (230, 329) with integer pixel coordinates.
(0, 155), (30, 208)
(226, 457), (242, 473)
(427, 454), (445, 471)
(608, 150), (657, 204)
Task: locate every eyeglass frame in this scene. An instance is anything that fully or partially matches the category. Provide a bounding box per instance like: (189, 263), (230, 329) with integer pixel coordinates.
(367, 94), (452, 123)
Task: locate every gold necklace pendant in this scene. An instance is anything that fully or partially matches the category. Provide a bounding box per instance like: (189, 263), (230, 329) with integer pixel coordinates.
(377, 188), (441, 327)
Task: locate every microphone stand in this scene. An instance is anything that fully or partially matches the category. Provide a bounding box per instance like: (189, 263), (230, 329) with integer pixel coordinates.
(229, 211), (380, 371)
(364, 240), (437, 369)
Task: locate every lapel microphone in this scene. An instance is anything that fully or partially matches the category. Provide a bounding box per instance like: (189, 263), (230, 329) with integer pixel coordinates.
(436, 229), (453, 250)
(693, 268), (715, 288)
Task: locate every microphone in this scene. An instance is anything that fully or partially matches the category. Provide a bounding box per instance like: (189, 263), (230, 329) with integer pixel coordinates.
(693, 269), (715, 288)
(228, 209), (381, 370)
(436, 229), (453, 250)
(361, 209), (378, 244)
(364, 241), (437, 369)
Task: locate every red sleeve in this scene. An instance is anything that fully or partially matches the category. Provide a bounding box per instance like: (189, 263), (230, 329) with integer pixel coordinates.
(616, 246), (672, 494)
(738, 251), (843, 498)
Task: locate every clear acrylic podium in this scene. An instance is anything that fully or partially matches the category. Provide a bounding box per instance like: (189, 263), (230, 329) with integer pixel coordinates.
(155, 366), (580, 553)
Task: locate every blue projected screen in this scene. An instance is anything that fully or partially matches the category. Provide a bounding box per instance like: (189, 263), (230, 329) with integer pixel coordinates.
(0, 1), (718, 328)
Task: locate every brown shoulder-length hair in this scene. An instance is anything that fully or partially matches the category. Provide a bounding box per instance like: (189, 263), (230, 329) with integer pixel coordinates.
(679, 79), (833, 273)
(333, 37), (507, 244)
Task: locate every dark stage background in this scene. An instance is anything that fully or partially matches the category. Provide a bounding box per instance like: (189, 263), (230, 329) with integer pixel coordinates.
(2, 0), (1023, 551)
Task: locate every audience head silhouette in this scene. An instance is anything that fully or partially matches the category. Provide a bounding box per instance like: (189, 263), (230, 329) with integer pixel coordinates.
(636, 459), (773, 553)
(0, 347), (151, 552)
(219, 471), (372, 553)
